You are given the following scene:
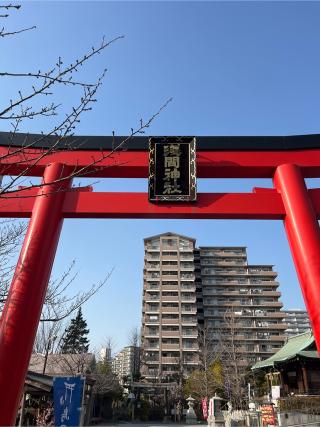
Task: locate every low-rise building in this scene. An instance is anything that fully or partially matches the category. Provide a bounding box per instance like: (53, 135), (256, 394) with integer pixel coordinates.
(252, 331), (319, 396)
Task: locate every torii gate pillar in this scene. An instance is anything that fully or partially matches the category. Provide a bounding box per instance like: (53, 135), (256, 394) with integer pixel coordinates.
(0, 163), (71, 427)
(274, 163), (320, 348)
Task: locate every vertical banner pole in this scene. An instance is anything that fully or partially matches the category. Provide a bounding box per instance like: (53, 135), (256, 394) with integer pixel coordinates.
(0, 163), (71, 426)
(274, 163), (320, 351)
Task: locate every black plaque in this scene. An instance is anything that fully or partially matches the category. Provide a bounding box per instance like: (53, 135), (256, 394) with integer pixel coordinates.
(149, 137), (196, 202)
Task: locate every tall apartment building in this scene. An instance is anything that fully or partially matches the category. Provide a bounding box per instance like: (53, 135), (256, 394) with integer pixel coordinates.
(198, 246), (286, 366)
(111, 346), (140, 380)
(141, 233), (286, 380)
(283, 309), (311, 338)
(141, 233), (199, 381)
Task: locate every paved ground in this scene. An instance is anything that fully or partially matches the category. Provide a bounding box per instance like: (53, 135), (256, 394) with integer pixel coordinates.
(97, 425), (201, 427)
(95, 423), (203, 427)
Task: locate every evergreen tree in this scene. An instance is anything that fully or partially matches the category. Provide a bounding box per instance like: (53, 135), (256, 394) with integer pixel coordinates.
(60, 308), (90, 353)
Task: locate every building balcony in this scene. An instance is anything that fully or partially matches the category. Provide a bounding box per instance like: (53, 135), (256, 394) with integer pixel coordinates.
(181, 319), (197, 326)
(259, 291), (281, 297)
(181, 297), (196, 303)
(266, 312), (285, 318)
(146, 247), (160, 252)
(162, 275), (179, 281)
(161, 265), (179, 270)
(145, 283), (160, 290)
(201, 260), (246, 267)
(162, 318), (180, 325)
(145, 308), (160, 314)
(145, 296), (160, 302)
(253, 281), (280, 287)
(161, 245), (179, 251)
(162, 357), (179, 364)
(247, 268), (276, 275)
(146, 264), (160, 270)
(182, 346), (198, 351)
(182, 333), (198, 339)
(162, 296), (179, 302)
(180, 275), (195, 281)
(251, 302), (283, 308)
(162, 285), (179, 291)
(202, 281), (280, 288)
(200, 250), (246, 258)
(183, 359), (199, 365)
(202, 270), (247, 276)
(181, 285), (196, 291)
(161, 343), (180, 350)
(144, 332), (159, 338)
(269, 336), (285, 342)
(162, 255), (179, 261)
(145, 255), (160, 261)
(144, 319), (160, 325)
(180, 264), (195, 270)
(178, 246), (194, 252)
(181, 308), (197, 315)
(162, 306), (179, 313)
(144, 346), (160, 351)
(162, 331), (180, 338)
(180, 254), (194, 260)
(256, 322), (286, 328)
(221, 323), (285, 330)
(145, 359), (160, 364)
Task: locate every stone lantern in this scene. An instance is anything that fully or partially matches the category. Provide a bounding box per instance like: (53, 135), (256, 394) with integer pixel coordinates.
(186, 395), (197, 424)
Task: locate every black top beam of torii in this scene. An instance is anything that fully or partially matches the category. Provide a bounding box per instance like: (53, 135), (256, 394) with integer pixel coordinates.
(0, 131), (320, 151)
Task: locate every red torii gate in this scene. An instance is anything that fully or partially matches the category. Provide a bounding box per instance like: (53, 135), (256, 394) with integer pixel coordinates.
(0, 133), (320, 425)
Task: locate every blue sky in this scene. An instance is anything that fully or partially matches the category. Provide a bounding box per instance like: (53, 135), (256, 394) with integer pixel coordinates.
(2, 1), (320, 352)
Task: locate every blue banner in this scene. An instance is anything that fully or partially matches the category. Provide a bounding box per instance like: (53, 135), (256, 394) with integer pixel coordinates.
(53, 376), (85, 427)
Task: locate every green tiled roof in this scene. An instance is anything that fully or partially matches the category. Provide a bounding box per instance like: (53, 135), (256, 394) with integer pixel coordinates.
(252, 331), (317, 370)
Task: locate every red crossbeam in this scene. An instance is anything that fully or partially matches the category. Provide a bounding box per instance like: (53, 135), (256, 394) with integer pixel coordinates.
(1, 188), (320, 219)
(1, 148), (320, 177)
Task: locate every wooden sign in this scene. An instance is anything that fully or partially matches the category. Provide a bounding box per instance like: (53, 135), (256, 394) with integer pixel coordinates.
(148, 137), (196, 202)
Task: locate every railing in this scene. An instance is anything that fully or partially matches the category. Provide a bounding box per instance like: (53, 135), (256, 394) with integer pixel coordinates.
(181, 319), (197, 325)
(180, 254), (194, 259)
(180, 264), (195, 269)
(162, 357), (179, 364)
(162, 318), (180, 324)
(146, 265), (160, 270)
(180, 274), (195, 280)
(161, 343), (180, 350)
(162, 306), (179, 313)
(162, 296), (179, 302)
(145, 276), (160, 280)
(162, 330), (180, 337)
(145, 295), (159, 301)
(162, 285), (179, 291)
(181, 297), (196, 303)
(144, 332), (159, 337)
